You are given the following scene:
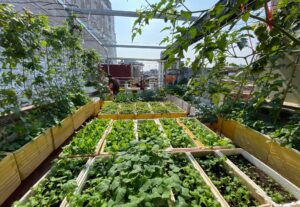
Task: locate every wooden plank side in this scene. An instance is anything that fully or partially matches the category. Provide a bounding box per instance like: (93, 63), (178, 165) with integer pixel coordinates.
(0, 153), (21, 206)
(14, 129), (54, 180)
(176, 118), (205, 148)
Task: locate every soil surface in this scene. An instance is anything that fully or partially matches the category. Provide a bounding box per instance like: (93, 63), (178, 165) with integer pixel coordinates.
(229, 154), (297, 204)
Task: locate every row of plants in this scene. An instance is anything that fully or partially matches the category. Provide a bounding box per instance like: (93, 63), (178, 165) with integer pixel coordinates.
(113, 90), (165, 103)
(160, 119), (195, 148)
(100, 102), (120, 114)
(118, 103), (135, 114)
(137, 120), (170, 149)
(180, 118), (233, 147)
(0, 4), (105, 156)
(132, 0), (300, 151)
(135, 102), (152, 114)
(228, 154), (296, 204)
(105, 120), (135, 152)
(67, 144), (220, 206)
(15, 157), (87, 207)
(62, 119), (110, 155)
(150, 102), (169, 114)
(196, 155), (259, 206)
(100, 102), (184, 115)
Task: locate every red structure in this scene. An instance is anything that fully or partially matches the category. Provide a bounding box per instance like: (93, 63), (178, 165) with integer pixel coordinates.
(100, 64), (132, 81)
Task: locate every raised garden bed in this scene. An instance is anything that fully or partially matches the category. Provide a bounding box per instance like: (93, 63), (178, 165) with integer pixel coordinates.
(64, 147), (223, 206)
(98, 101), (187, 119)
(214, 118), (300, 187)
(62, 119), (110, 156)
(160, 118), (196, 148)
(14, 157), (87, 207)
(195, 154), (260, 206)
(137, 119), (170, 149)
(180, 118), (233, 148)
(102, 120), (136, 152)
(228, 154), (297, 204)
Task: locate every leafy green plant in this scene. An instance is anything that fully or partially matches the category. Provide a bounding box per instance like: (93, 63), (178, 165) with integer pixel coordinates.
(229, 155), (296, 204)
(138, 120), (170, 149)
(163, 102), (184, 113)
(160, 119), (195, 148)
(105, 120), (135, 152)
(69, 144), (220, 206)
(69, 146), (175, 206)
(100, 102), (119, 114)
(135, 102), (151, 114)
(62, 119), (109, 155)
(150, 102), (169, 113)
(171, 154), (221, 206)
(15, 158), (87, 207)
(118, 103), (135, 114)
(180, 118), (233, 147)
(163, 85), (187, 98)
(114, 92), (138, 103)
(196, 155), (259, 206)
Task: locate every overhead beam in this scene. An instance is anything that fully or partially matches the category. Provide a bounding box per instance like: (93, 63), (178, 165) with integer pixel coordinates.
(102, 44), (167, 49)
(107, 57), (163, 62)
(64, 7), (198, 21)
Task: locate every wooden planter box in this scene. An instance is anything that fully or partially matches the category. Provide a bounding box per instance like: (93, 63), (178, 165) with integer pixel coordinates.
(93, 99), (101, 116)
(72, 102), (94, 130)
(0, 153), (21, 205)
(51, 116), (74, 149)
(13, 129), (54, 180)
(215, 118), (300, 187)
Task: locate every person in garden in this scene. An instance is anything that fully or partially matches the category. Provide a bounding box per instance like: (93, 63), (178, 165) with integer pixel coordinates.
(107, 74), (120, 95)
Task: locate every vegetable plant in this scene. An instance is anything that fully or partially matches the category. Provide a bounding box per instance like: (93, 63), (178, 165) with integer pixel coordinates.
(100, 102), (119, 114)
(171, 154), (221, 206)
(62, 119), (109, 155)
(69, 144), (220, 206)
(196, 155), (259, 207)
(137, 120), (170, 149)
(15, 158), (87, 207)
(135, 102), (151, 114)
(160, 119), (195, 148)
(69, 146), (176, 206)
(118, 103), (135, 114)
(105, 120), (135, 152)
(180, 118), (233, 147)
(229, 155), (296, 204)
(150, 102), (169, 113)
(163, 102), (184, 113)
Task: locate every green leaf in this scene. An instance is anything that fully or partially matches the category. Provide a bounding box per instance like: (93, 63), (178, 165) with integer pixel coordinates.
(189, 28), (197, 38)
(242, 12), (250, 22)
(115, 187), (127, 203)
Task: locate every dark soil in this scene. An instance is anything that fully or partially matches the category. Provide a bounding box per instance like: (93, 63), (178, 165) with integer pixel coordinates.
(229, 154), (297, 204)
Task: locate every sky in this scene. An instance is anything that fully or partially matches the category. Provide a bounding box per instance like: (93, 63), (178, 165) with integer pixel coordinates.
(110, 0), (219, 70)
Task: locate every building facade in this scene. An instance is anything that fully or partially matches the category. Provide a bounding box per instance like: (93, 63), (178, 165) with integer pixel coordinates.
(2, 0), (117, 59)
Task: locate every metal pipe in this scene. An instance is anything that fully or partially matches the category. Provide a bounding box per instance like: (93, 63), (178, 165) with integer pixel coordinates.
(63, 7), (198, 21)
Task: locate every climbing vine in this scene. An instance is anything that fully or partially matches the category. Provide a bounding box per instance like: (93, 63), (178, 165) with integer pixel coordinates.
(133, 0), (300, 149)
